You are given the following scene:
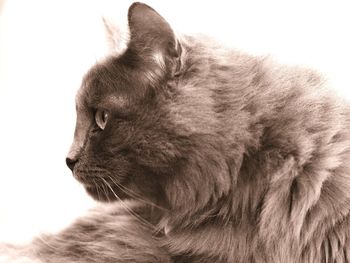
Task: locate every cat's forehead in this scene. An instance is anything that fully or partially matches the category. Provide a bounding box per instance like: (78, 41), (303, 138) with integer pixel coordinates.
(76, 52), (155, 111)
(77, 58), (131, 109)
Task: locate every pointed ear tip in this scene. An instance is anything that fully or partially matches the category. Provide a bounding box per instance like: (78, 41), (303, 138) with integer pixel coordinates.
(128, 2), (144, 14)
(101, 16), (108, 25)
(101, 16), (114, 34)
(129, 2), (149, 10)
(128, 2), (155, 18)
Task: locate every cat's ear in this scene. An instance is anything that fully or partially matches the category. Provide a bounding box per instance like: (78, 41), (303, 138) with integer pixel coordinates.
(102, 17), (128, 55)
(127, 2), (182, 78)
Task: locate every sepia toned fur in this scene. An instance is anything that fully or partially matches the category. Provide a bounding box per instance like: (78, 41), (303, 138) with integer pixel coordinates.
(2, 2), (350, 262)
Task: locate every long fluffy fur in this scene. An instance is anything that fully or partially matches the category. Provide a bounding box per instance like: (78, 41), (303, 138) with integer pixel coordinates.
(2, 2), (350, 262)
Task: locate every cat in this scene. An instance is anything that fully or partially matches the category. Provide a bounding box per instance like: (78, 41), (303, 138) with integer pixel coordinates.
(2, 2), (350, 262)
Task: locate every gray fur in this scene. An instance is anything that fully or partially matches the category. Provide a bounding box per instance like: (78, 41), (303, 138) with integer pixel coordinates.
(2, 2), (350, 262)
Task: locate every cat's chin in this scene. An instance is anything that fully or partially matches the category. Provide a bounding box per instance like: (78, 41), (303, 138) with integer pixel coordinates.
(84, 184), (129, 202)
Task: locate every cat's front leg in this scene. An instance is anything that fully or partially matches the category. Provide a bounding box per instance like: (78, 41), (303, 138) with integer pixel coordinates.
(1, 203), (172, 263)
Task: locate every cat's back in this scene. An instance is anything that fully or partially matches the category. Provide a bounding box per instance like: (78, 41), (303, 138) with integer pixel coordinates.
(178, 34), (350, 151)
(177, 34), (350, 262)
(229, 40), (350, 263)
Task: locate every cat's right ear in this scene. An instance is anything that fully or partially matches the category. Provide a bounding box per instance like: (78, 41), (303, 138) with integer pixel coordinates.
(126, 2), (182, 79)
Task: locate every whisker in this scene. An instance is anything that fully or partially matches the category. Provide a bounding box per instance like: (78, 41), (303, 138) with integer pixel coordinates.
(37, 235), (58, 250)
(96, 184), (102, 201)
(100, 177), (155, 229)
(106, 175), (167, 212)
(100, 182), (111, 203)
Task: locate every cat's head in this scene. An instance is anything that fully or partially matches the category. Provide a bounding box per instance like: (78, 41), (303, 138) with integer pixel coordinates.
(66, 3), (233, 218)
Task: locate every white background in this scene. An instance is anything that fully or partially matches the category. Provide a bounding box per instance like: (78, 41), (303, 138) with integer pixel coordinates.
(0, 0), (349, 243)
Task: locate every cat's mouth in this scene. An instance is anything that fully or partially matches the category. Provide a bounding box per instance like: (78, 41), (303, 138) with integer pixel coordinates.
(72, 168), (130, 202)
(71, 168), (95, 186)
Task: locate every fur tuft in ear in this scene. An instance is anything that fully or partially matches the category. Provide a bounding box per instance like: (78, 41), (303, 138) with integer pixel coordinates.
(127, 2), (181, 78)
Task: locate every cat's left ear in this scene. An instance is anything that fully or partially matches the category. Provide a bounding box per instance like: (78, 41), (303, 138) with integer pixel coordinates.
(127, 3), (182, 78)
(102, 17), (128, 55)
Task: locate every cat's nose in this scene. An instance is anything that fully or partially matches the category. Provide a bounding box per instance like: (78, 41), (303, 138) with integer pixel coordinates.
(66, 157), (78, 171)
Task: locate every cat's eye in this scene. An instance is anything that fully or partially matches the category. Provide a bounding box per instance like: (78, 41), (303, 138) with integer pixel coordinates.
(95, 109), (109, 130)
